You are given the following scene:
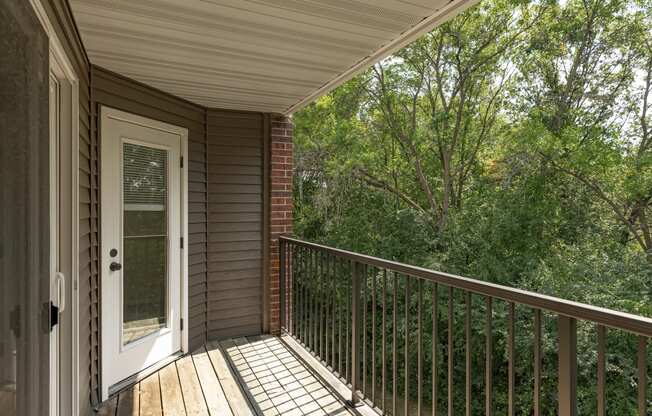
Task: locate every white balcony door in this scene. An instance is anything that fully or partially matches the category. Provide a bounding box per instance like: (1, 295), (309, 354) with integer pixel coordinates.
(101, 107), (186, 399)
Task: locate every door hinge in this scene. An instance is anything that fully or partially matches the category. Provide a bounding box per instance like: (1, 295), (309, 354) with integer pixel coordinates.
(180, 156), (184, 169)
(180, 318), (184, 331)
(180, 237), (184, 249)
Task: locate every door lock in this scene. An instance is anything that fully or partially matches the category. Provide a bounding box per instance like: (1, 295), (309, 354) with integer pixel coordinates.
(109, 262), (122, 272)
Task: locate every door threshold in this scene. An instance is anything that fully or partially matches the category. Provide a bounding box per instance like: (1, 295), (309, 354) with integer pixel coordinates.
(107, 351), (183, 397)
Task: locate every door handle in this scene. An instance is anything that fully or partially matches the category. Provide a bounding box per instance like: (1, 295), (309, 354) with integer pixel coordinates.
(109, 262), (122, 272)
(55, 272), (65, 313)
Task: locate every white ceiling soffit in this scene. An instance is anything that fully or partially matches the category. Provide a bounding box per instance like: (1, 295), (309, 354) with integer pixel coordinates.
(70, 0), (478, 115)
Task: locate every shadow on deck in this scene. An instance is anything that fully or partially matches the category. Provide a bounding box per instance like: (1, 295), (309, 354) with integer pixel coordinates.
(96, 335), (355, 416)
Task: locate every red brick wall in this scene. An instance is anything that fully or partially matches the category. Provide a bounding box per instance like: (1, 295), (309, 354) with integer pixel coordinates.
(269, 115), (293, 334)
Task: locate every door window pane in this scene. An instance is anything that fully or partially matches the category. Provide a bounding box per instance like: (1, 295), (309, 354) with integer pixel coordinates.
(122, 143), (168, 345)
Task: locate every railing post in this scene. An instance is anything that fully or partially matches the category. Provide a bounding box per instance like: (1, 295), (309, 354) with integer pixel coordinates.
(638, 336), (647, 416)
(558, 315), (577, 416)
(279, 238), (286, 331)
(350, 261), (362, 406)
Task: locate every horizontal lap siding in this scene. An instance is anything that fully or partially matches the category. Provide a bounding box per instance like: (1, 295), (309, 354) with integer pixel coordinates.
(91, 66), (209, 354)
(206, 111), (264, 340)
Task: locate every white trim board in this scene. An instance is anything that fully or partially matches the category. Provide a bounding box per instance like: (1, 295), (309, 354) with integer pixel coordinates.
(30, 0), (81, 415)
(99, 106), (189, 401)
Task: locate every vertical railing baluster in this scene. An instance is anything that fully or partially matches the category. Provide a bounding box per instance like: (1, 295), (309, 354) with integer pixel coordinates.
(404, 277), (411, 416)
(508, 302), (515, 416)
(303, 247), (308, 344)
(322, 252), (327, 360)
(534, 309), (542, 416)
(363, 265), (368, 398)
(290, 244), (295, 334)
(322, 252), (326, 361)
(319, 250), (323, 357)
(433, 284), (439, 416)
(313, 249), (318, 353)
(318, 251), (323, 357)
(326, 253), (330, 363)
(296, 245), (300, 336)
(393, 272), (398, 416)
(382, 269), (387, 414)
(331, 254), (336, 369)
(295, 246), (300, 338)
(339, 258), (343, 376)
(292, 245), (295, 335)
(597, 325), (606, 416)
(324, 252), (328, 363)
(372, 267), (377, 405)
(305, 247), (310, 346)
(313, 249), (317, 351)
(301, 247), (308, 347)
(279, 240), (286, 330)
(345, 260), (351, 382)
(306, 248), (310, 346)
(285, 241), (289, 330)
(485, 297), (492, 416)
(558, 315), (577, 416)
(323, 252), (328, 360)
(418, 279), (423, 416)
(317, 251), (322, 358)
(466, 292), (471, 416)
(311, 249), (316, 353)
(638, 336), (647, 416)
(448, 286), (454, 416)
(309, 248), (314, 351)
(351, 261), (362, 405)
(288, 243), (292, 334)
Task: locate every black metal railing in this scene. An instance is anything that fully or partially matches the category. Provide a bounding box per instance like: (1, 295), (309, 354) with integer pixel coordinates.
(278, 236), (652, 416)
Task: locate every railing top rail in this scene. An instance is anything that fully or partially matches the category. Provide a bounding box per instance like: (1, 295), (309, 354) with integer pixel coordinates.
(280, 235), (652, 337)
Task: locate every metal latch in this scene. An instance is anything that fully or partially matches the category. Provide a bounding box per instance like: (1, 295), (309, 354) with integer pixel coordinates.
(50, 302), (59, 330)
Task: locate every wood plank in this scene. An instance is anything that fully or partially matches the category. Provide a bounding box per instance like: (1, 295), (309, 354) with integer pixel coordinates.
(205, 341), (255, 416)
(159, 363), (187, 415)
(139, 373), (163, 416)
(96, 396), (118, 416)
(192, 347), (234, 416)
(116, 384), (140, 416)
(176, 355), (209, 416)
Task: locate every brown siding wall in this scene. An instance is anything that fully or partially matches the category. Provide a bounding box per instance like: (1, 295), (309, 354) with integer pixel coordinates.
(206, 110), (265, 339)
(89, 68), (278, 400)
(40, 1), (96, 412)
(90, 66), (209, 353)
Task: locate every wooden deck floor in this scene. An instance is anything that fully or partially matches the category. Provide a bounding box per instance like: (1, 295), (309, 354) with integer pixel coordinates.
(96, 335), (354, 416)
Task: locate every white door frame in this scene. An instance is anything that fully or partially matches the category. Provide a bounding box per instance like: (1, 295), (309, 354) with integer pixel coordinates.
(30, 1), (81, 415)
(99, 107), (189, 401)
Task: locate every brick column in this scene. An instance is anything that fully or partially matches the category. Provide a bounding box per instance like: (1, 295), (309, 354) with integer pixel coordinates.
(269, 115), (293, 334)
